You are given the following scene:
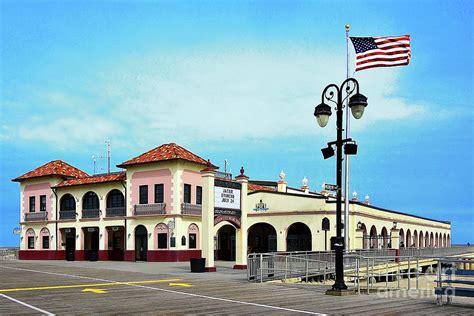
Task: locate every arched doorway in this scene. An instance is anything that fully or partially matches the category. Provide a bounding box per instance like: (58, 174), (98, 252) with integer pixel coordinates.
(399, 229), (405, 248)
(406, 229), (412, 248)
(216, 224), (236, 261)
(135, 225), (148, 261)
(413, 231), (418, 248)
(381, 227), (388, 248)
(286, 222), (312, 251)
(419, 231), (424, 248)
(360, 223), (368, 249)
(107, 226), (124, 261)
(369, 226), (377, 249)
(248, 223), (277, 253)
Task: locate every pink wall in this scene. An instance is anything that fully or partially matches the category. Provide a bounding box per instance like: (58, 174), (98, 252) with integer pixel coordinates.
(181, 170), (203, 204)
(131, 169), (172, 213)
(23, 182), (52, 220)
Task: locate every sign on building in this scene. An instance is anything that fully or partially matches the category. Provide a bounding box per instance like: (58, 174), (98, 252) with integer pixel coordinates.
(214, 180), (242, 227)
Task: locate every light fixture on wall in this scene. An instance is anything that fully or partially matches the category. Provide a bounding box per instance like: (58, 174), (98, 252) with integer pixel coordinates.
(148, 233), (152, 238)
(128, 233), (131, 239)
(357, 221), (363, 229)
(393, 221), (398, 229)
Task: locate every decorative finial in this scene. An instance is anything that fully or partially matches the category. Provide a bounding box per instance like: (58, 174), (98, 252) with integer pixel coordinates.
(365, 193), (370, 205)
(302, 176), (308, 187)
(206, 159), (212, 168)
(279, 170), (286, 182)
(240, 166), (244, 176)
(345, 24), (350, 31)
(353, 191), (357, 198)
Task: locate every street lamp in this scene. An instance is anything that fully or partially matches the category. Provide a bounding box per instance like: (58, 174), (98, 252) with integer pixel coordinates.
(314, 78), (368, 292)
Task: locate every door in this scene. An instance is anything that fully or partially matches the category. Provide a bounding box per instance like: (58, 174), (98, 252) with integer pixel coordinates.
(65, 229), (75, 261)
(135, 225), (148, 261)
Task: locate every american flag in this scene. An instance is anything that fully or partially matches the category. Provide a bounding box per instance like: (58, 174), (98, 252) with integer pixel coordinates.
(350, 35), (411, 71)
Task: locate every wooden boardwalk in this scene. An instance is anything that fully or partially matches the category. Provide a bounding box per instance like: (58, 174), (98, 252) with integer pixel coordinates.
(0, 260), (473, 315)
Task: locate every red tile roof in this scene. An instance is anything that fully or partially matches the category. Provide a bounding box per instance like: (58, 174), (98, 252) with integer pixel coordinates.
(12, 160), (89, 182)
(248, 183), (276, 192)
(117, 143), (208, 168)
(55, 172), (126, 188)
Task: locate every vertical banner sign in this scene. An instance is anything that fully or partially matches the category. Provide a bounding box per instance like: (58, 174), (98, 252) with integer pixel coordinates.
(214, 180), (242, 227)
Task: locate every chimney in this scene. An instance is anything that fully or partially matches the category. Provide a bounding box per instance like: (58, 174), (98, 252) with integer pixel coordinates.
(277, 170), (287, 192)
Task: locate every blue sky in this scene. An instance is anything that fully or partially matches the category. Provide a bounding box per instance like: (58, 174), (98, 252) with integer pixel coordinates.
(1, 0), (472, 246)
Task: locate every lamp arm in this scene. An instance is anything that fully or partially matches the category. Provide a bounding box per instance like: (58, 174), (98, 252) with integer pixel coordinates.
(340, 78), (360, 104)
(321, 83), (340, 108)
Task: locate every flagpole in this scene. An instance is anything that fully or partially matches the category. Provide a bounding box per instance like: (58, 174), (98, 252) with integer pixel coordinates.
(343, 24), (350, 251)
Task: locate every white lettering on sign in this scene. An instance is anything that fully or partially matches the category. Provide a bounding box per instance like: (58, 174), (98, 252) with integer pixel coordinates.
(215, 186), (241, 210)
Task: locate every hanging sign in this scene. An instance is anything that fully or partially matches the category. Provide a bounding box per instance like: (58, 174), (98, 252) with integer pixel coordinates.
(324, 184), (338, 191)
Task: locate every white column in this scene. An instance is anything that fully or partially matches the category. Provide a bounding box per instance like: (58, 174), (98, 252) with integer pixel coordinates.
(201, 165), (216, 271)
(234, 173), (248, 269)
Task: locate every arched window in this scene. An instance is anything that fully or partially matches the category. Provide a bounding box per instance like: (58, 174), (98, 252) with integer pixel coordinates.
(107, 189), (124, 208)
(369, 226), (377, 249)
(26, 228), (35, 249)
(381, 227), (389, 248)
(83, 192), (99, 210)
(155, 223), (169, 249)
(419, 231), (424, 248)
(40, 228), (50, 249)
(406, 229), (412, 248)
(399, 229), (405, 248)
(413, 231), (418, 248)
(188, 223), (199, 249)
(60, 194), (76, 211)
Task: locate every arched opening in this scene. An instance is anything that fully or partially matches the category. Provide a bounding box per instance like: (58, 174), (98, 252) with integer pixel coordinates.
(406, 229), (412, 248)
(188, 224), (199, 249)
(381, 227), (389, 248)
(430, 232), (434, 248)
(248, 223), (277, 253)
(83, 226), (99, 261)
(135, 225), (148, 261)
(443, 233), (447, 248)
(60, 194), (76, 219)
(438, 233), (442, 248)
(216, 224), (236, 261)
(419, 231), (424, 248)
(25, 228), (35, 249)
(413, 231), (418, 248)
(155, 223), (169, 249)
(286, 222), (312, 251)
(369, 226), (378, 249)
(106, 189), (125, 216)
(425, 232), (429, 248)
(360, 223), (368, 249)
(435, 233), (439, 248)
(82, 191), (100, 218)
(40, 227), (50, 250)
(447, 234), (450, 247)
(399, 228), (405, 248)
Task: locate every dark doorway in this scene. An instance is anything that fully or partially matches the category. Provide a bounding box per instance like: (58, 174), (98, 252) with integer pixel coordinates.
(83, 227), (99, 261)
(286, 222), (312, 251)
(135, 225), (148, 261)
(108, 226), (124, 261)
(64, 228), (76, 261)
(216, 224), (236, 261)
(248, 223), (277, 253)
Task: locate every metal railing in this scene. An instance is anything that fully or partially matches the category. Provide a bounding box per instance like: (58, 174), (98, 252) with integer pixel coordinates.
(82, 209), (100, 218)
(106, 207), (126, 217)
(134, 203), (166, 216)
(59, 210), (76, 220)
(400, 246), (473, 257)
(181, 203), (202, 215)
(0, 248), (19, 260)
(24, 212), (48, 222)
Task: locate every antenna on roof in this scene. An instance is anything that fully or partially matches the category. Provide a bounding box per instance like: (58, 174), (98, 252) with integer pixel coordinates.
(99, 140), (111, 174)
(224, 159), (228, 173)
(92, 155), (97, 175)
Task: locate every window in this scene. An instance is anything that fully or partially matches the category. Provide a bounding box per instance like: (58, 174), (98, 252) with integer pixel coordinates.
(139, 185), (148, 204)
(157, 233), (168, 249)
(189, 233), (197, 249)
(61, 194), (76, 211)
(29, 196), (35, 213)
(196, 186), (202, 205)
(154, 184), (164, 203)
(83, 192), (99, 210)
(42, 235), (49, 249)
(28, 236), (35, 249)
(184, 184), (191, 203)
(40, 195), (46, 211)
(107, 190), (124, 208)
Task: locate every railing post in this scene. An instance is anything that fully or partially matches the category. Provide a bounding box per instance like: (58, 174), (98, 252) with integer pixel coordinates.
(397, 261), (401, 289)
(416, 258), (419, 290)
(356, 257), (360, 294)
(284, 256), (288, 281)
(305, 259), (308, 282)
(408, 258), (411, 290)
(366, 257), (370, 294)
(260, 253), (263, 283)
(386, 261), (389, 288)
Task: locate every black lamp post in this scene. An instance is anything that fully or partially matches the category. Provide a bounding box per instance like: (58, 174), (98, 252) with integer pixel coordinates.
(314, 78), (368, 292)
